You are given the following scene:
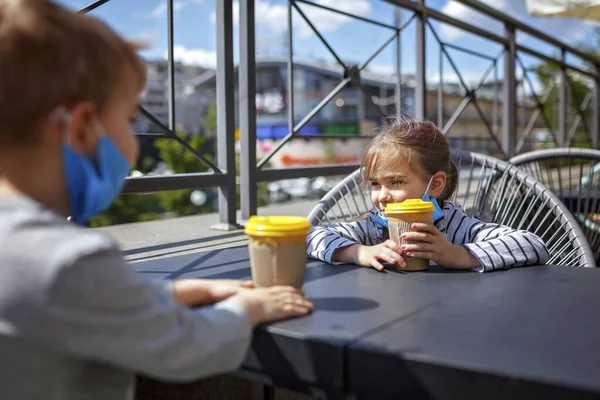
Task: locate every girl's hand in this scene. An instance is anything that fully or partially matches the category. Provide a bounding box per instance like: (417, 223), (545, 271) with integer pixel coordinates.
(399, 223), (480, 269)
(354, 240), (403, 271)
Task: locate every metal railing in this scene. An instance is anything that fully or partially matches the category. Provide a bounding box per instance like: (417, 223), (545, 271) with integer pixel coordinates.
(80, 0), (238, 230)
(80, 0), (600, 227)
(239, 0), (600, 219)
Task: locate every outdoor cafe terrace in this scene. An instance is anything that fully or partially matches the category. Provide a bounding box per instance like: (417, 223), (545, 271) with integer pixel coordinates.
(77, 0), (600, 398)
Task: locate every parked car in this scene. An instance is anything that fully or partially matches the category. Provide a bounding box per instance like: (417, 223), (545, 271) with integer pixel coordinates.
(267, 178), (333, 203)
(581, 162), (600, 190)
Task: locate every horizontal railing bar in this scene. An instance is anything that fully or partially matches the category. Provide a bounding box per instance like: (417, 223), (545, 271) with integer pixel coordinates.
(441, 42), (497, 62)
(78, 0), (112, 13)
(122, 172), (229, 193)
(384, 0), (507, 45)
(295, 0), (400, 31)
(516, 45), (596, 78)
(257, 165), (359, 182)
(136, 133), (169, 140)
(288, 134), (372, 139)
(384, 0), (598, 73)
(457, 0), (598, 66)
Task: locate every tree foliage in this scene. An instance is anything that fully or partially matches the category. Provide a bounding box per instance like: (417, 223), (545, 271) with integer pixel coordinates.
(534, 30), (599, 149)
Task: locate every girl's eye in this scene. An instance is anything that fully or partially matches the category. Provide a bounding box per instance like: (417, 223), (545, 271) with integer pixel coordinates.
(370, 181), (380, 187)
(391, 179), (405, 185)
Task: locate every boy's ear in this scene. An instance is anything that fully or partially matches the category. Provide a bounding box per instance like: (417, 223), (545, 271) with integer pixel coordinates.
(429, 171), (446, 198)
(66, 101), (97, 157)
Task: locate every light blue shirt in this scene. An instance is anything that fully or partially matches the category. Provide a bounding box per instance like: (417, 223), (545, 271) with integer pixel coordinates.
(0, 195), (252, 400)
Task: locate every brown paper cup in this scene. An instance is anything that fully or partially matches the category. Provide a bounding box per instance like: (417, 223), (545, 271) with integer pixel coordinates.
(248, 235), (306, 288)
(388, 211), (434, 271)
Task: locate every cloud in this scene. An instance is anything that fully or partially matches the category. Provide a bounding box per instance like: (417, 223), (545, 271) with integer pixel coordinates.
(147, 0), (204, 19)
(536, 18), (599, 43)
(211, 0), (371, 39)
(438, 0), (510, 40)
(366, 63), (497, 86)
(168, 45), (217, 68)
(368, 64), (396, 75)
(438, 0), (598, 46)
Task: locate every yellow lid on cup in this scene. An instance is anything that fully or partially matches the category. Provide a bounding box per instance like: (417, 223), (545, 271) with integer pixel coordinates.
(244, 216), (311, 237)
(385, 199), (435, 214)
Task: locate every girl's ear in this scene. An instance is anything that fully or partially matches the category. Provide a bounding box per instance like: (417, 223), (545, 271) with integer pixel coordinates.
(429, 171), (447, 198)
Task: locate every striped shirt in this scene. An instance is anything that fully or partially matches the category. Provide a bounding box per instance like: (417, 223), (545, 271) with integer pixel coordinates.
(307, 201), (550, 272)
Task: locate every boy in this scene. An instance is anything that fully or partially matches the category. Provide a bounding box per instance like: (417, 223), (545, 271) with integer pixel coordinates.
(0, 1), (312, 399)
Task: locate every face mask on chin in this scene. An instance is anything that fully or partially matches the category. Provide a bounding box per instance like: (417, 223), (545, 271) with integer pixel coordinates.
(54, 108), (132, 224)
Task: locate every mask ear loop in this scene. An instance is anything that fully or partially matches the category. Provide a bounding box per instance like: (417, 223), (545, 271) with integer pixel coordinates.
(92, 120), (107, 139)
(52, 107), (74, 222)
(423, 175), (434, 199)
(50, 107), (72, 142)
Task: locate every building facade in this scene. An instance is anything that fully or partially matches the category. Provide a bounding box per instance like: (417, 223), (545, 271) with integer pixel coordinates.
(137, 57), (543, 168)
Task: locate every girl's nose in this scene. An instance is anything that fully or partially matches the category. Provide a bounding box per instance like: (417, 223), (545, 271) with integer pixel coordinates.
(378, 186), (392, 202)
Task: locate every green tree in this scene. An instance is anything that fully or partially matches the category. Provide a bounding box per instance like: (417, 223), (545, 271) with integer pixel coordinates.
(89, 194), (162, 227)
(90, 133), (216, 228)
(535, 30), (599, 149)
(90, 96), (279, 227)
(202, 100), (218, 137)
(153, 134), (216, 217)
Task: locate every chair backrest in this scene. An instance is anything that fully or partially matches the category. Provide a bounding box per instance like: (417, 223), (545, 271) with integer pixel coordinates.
(510, 148), (600, 265)
(307, 149), (595, 268)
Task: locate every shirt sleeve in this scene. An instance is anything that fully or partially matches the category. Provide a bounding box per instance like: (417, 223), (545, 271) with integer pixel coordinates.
(307, 211), (384, 264)
(438, 203), (550, 272)
(30, 242), (252, 382)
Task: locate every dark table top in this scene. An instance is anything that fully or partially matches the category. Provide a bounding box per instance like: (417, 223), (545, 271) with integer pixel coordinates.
(134, 245), (600, 399)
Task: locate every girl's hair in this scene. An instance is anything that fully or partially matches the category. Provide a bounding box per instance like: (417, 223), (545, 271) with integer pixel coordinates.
(361, 116), (459, 203)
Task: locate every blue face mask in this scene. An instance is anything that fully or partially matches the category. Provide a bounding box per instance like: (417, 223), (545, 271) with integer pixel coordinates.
(58, 111), (132, 224)
(374, 176), (444, 229)
(421, 194), (444, 222)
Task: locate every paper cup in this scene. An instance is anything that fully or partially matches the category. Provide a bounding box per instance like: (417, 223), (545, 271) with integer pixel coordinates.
(385, 199), (435, 271)
(244, 216), (311, 288)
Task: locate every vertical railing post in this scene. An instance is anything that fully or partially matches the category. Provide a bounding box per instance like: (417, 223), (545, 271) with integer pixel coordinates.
(502, 24), (516, 158)
(415, 0), (426, 120)
(240, 0), (258, 220)
(395, 8), (402, 113)
(287, 0), (295, 146)
(438, 44), (443, 127)
(593, 69), (600, 150)
(214, 0), (238, 230)
(166, 0), (176, 131)
(558, 49), (567, 147)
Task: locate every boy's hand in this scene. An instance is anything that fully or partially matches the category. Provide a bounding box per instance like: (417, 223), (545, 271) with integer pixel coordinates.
(399, 223), (480, 269)
(173, 279), (255, 307)
(351, 240), (403, 271)
(204, 279), (255, 302)
(234, 286), (313, 326)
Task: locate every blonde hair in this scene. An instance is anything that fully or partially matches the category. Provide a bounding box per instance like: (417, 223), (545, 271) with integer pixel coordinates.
(362, 116), (459, 203)
(0, 0), (147, 146)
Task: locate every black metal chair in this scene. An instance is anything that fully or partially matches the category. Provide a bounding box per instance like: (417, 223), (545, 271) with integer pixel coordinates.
(307, 149), (595, 268)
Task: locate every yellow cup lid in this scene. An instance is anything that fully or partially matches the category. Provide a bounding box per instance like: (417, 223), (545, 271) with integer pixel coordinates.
(385, 198), (435, 214)
(244, 216), (311, 237)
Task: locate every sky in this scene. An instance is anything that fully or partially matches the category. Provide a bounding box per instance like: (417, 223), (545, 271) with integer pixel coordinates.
(58, 0), (599, 91)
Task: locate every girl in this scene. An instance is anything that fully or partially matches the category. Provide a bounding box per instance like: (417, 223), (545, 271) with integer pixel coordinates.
(307, 117), (549, 272)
